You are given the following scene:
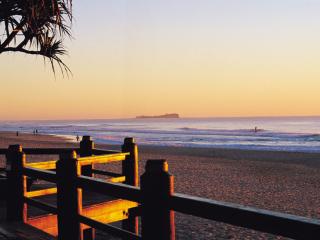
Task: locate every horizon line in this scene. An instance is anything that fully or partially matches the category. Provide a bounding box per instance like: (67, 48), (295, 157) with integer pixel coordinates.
(1, 114), (320, 122)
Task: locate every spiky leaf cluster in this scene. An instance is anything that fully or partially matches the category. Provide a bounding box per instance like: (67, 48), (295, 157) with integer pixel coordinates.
(0, 0), (72, 75)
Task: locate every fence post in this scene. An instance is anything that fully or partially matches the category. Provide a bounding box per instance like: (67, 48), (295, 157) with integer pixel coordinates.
(6, 144), (27, 222)
(80, 135), (95, 177)
(121, 137), (139, 235)
(141, 160), (175, 240)
(79, 136), (96, 240)
(56, 151), (83, 240)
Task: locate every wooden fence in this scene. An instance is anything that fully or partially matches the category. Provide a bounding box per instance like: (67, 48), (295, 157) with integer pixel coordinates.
(0, 136), (320, 240)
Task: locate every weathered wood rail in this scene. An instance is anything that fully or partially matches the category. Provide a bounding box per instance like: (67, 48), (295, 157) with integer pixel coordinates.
(0, 136), (319, 240)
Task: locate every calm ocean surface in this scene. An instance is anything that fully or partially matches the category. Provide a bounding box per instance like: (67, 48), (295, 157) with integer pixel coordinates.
(1, 117), (320, 153)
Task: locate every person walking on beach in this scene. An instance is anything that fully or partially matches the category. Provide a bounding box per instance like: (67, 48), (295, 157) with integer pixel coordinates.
(16, 131), (19, 136)
(76, 135), (80, 142)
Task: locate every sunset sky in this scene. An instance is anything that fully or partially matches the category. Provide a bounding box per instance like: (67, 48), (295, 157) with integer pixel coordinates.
(1, 0), (320, 120)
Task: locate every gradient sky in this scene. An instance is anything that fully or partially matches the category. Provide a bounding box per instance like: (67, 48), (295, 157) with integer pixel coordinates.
(1, 0), (320, 120)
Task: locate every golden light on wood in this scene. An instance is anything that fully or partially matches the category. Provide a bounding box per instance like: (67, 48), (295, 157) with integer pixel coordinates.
(78, 153), (129, 166)
(109, 176), (126, 183)
(26, 161), (57, 170)
(5, 140), (140, 239)
(27, 199), (139, 237)
(25, 188), (57, 198)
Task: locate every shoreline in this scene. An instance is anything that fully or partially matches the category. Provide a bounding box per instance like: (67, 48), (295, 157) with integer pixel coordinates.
(99, 143), (320, 163)
(0, 131), (77, 150)
(47, 133), (320, 156)
(5, 130), (320, 157)
(1, 131), (320, 164)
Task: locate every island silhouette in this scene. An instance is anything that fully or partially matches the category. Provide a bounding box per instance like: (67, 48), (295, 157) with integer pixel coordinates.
(136, 113), (180, 119)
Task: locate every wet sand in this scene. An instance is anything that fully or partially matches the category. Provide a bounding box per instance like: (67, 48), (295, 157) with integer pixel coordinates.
(0, 131), (319, 239)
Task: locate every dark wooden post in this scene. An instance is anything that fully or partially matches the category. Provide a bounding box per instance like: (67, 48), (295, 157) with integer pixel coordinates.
(56, 151), (83, 240)
(6, 144), (27, 222)
(79, 136), (96, 240)
(80, 136), (94, 177)
(121, 137), (139, 235)
(122, 137), (139, 188)
(141, 160), (175, 240)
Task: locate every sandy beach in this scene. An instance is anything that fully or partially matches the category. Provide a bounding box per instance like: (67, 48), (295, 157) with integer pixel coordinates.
(0, 131), (319, 239)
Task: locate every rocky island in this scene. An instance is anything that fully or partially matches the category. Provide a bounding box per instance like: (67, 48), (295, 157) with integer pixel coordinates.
(136, 113), (180, 119)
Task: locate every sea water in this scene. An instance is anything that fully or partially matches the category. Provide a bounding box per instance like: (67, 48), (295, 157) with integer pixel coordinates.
(1, 117), (320, 153)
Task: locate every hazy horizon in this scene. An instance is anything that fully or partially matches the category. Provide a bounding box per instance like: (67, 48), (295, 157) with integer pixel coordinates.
(1, 115), (320, 122)
(1, 0), (320, 120)
(1, 116), (320, 152)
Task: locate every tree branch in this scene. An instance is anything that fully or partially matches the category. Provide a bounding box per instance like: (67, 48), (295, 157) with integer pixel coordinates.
(0, 18), (27, 49)
(0, 47), (44, 56)
(17, 33), (32, 49)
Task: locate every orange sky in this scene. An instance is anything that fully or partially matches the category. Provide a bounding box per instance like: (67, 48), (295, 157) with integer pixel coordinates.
(1, 1), (320, 120)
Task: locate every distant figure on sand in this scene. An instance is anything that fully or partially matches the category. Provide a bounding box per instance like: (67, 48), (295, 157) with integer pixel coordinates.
(16, 131), (19, 137)
(76, 135), (79, 142)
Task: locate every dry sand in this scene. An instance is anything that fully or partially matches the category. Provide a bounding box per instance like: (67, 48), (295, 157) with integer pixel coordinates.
(0, 131), (319, 239)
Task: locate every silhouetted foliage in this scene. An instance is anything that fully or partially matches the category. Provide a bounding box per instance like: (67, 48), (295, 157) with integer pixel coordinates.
(0, 0), (72, 75)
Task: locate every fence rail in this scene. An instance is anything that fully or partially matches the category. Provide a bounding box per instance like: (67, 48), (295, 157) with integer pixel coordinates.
(77, 152), (128, 165)
(77, 175), (141, 202)
(1, 136), (320, 240)
(170, 193), (320, 239)
(22, 167), (57, 183)
(0, 147), (118, 155)
(78, 214), (141, 240)
(23, 197), (58, 214)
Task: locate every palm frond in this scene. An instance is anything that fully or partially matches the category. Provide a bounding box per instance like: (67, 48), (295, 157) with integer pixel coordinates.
(0, 0), (73, 75)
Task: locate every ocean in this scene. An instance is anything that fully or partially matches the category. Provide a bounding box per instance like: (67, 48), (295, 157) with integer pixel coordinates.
(1, 117), (320, 153)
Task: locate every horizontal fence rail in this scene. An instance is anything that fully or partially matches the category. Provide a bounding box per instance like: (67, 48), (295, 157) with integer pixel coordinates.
(23, 148), (79, 155)
(77, 175), (141, 202)
(91, 169), (122, 177)
(22, 167), (57, 183)
(26, 161), (57, 170)
(79, 215), (142, 240)
(25, 187), (57, 198)
(0, 148), (122, 155)
(23, 197), (58, 214)
(24, 153), (128, 170)
(92, 149), (121, 155)
(170, 193), (320, 240)
(78, 152), (129, 165)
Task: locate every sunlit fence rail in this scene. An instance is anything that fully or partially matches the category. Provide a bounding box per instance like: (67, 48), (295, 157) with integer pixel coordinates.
(0, 136), (319, 240)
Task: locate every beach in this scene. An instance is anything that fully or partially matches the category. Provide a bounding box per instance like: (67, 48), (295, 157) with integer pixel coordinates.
(1, 131), (319, 239)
